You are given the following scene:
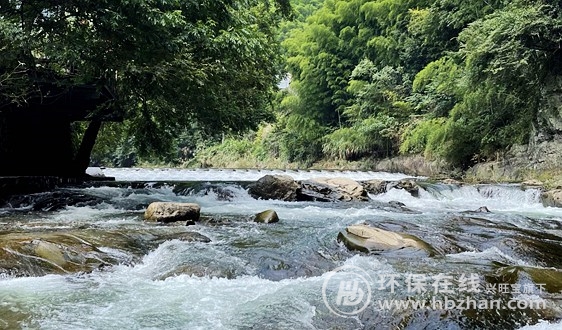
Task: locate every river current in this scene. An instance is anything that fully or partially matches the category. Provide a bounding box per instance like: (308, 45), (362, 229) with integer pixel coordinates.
(0, 168), (561, 329)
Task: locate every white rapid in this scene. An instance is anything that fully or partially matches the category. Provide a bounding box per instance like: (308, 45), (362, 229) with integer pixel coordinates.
(96, 167), (416, 182)
(0, 168), (561, 329)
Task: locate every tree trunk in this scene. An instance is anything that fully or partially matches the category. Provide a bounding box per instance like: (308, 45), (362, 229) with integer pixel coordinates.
(74, 120), (102, 176)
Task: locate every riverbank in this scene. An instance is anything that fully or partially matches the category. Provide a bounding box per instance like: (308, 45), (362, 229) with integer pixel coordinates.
(192, 148), (562, 188)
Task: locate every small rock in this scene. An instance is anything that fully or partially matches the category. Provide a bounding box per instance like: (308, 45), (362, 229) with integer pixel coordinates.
(387, 201), (419, 214)
(388, 201), (407, 208)
(144, 202), (201, 223)
(254, 210), (279, 224)
(474, 206), (491, 213)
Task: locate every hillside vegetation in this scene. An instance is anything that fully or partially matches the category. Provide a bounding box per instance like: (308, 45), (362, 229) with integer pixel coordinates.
(93, 0), (562, 175)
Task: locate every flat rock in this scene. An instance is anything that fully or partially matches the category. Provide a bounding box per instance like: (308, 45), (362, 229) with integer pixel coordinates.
(298, 177), (368, 202)
(338, 224), (434, 255)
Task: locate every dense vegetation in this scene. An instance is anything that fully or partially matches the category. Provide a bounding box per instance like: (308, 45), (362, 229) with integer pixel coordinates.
(18, 0), (557, 170)
(191, 0), (562, 170)
(0, 0), (290, 170)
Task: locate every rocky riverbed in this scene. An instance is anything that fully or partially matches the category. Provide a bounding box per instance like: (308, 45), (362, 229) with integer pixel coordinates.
(0, 168), (561, 329)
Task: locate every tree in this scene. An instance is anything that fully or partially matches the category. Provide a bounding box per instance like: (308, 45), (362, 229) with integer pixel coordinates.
(0, 0), (290, 175)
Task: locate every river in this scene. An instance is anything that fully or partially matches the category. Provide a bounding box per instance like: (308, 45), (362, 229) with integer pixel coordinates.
(0, 168), (561, 329)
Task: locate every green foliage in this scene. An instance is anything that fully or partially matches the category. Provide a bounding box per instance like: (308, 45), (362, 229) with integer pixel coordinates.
(0, 0), (290, 163)
(399, 117), (446, 156)
(424, 2), (562, 167)
(278, 114), (326, 165)
(41, 0), (562, 170)
(323, 115), (398, 159)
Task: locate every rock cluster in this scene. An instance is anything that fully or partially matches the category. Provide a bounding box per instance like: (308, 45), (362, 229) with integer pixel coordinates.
(248, 174), (421, 202)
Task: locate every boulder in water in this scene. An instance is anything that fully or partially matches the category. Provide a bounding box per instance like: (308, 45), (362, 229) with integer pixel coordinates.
(361, 179), (387, 195)
(387, 201), (419, 214)
(312, 177), (368, 201)
(541, 189), (562, 208)
(337, 224), (434, 255)
(254, 209), (279, 223)
(144, 202), (201, 223)
(298, 177), (368, 202)
(248, 175), (299, 201)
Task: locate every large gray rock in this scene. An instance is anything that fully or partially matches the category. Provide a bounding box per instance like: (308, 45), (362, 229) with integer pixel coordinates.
(337, 224), (434, 255)
(254, 209), (279, 224)
(298, 177), (368, 202)
(144, 202), (201, 223)
(248, 175), (300, 201)
(542, 189), (562, 207)
(361, 179), (387, 195)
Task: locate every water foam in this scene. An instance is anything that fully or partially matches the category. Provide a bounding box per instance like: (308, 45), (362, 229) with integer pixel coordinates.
(99, 167), (415, 182)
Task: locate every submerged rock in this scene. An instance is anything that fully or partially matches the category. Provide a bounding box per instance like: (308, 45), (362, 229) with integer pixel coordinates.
(144, 202), (201, 223)
(3, 190), (104, 211)
(461, 206), (491, 214)
(387, 200), (419, 213)
(151, 231), (211, 245)
(254, 209), (279, 224)
(337, 224), (434, 255)
(0, 232), (115, 275)
(492, 266), (562, 294)
(541, 189), (562, 207)
(248, 175), (299, 201)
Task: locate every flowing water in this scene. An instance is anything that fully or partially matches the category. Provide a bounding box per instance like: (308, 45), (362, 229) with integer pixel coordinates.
(0, 168), (561, 329)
